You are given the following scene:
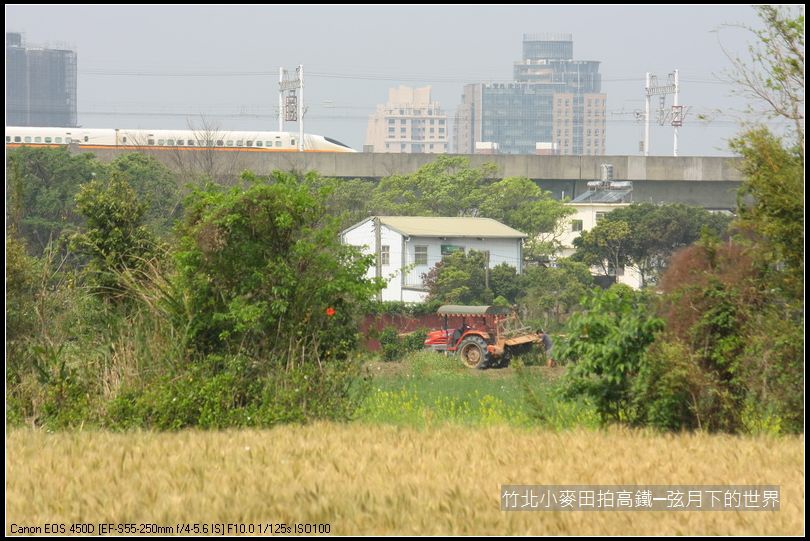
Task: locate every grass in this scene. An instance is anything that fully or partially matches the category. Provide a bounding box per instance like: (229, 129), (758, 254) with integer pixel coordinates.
(355, 351), (599, 429)
(6, 424), (804, 535)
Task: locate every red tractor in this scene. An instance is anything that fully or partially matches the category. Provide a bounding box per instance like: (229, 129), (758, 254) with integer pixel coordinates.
(423, 305), (547, 369)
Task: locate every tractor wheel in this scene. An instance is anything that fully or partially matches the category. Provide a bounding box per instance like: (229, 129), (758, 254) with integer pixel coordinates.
(459, 336), (490, 369)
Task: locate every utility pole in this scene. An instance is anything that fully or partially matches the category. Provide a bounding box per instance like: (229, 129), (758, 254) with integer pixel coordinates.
(374, 216), (382, 302)
(644, 69), (684, 156)
(278, 67), (284, 132)
(484, 250), (490, 291)
(279, 64), (305, 151)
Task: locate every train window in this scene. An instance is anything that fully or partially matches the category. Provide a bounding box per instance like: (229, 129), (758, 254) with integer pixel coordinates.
(176, 140), (183, 146)
(216, 140), (224, 146)
(35, 137), (42, 142)
(121, 137), (127, 143)
(56, 137), (63, 143)
(84, 136), (89, 142)
(65, 137), (72, 143)
(236, 140), (243, 147)
(15, 136), (22, 142)
(167, 139), (175, 146)
(247, 140), (253, 147)
(158, 140), (165, 145)
(148, 139), (155, 145)
(275, 141), (281, 147)
(256, 141), (262, 147)
(265, 141), (272, 147)
(226, 140), (233, 147)
(206, 140), (213, 146)
(187, 140), (195, 146)
(45, 137), (52, 143)
(25, 136), (31, 143)
(290, 138), (296, 146)
(5, 136), (10, 142)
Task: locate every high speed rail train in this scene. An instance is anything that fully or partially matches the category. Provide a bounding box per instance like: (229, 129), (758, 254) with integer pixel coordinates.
(5, 126), (357, 153)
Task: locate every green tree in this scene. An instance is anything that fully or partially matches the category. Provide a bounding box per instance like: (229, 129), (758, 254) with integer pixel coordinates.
(69, 173), (158, 302)
(477, 176), (575, 258)
(519, 259), (593, 330)
(108, 153), (183, 236)
(731, 129), (803, 298)
(306, 175), (377, 231)
(559, 285), (663, 424)
(369, 156), (496, 216)
(7, 147), (106, 255)
(175, 170), (382, 360)
(423, 250), (492, 305)
(723, 5), (805, 156)
(607, 204), (731, 286)
(571, 219), (631, 278)
(489, 262), (521, 305)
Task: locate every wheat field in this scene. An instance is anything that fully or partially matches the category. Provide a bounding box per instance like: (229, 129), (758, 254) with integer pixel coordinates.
(6, 425), (804, 535)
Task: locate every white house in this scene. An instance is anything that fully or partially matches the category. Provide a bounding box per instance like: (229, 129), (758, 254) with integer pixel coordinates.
(558, 180), (642, 289)
(341, 216), (527, 302)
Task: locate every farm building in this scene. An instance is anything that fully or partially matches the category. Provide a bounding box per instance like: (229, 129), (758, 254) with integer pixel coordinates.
(341, 216), (527, 302)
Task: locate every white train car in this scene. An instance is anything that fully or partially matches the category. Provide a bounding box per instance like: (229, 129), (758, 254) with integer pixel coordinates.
(5, 126), (356, 153)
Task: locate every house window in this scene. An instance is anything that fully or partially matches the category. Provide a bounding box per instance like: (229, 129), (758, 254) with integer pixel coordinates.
(571, 219), (583, 232)
(415, 246), (428, 265)
(380, 245), (390, 266)
(596, 212), (607, 222)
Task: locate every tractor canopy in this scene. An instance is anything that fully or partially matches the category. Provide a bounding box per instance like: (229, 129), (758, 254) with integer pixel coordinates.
(436, 305), (510, 316)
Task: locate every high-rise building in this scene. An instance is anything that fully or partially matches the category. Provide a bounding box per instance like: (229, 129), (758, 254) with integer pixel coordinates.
(6, 32), (77, 127)
(454, 34), (606, 155)
(365, 86), (448, 153)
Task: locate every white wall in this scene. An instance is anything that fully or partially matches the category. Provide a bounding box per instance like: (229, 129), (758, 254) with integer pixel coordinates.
(342, 220), (407, 302)
(559, 203), (642, 289)
(401, 236), (522, 289)
(342, 219), (524, 302)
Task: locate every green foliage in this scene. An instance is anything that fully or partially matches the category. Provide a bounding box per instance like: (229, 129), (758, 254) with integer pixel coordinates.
(175, 170), (382, 359)
(725, 5), (805, 148)
(632, 340), (704, 431)
(107, 153), (183, 236)
(518, 260), (594, 330)
(489, 263), (520, 304)
(559, 285), (664, 424)
(357, 351), (598, 429)
(423, 250), (493, 305)
(379, 327), (428, 361)
(654, 238), (803, 433)
(363, 299), (443, 317)
(572, 219), (631, 277)
(322, 157), (572, 259)
(69, 173), (159, 302)
(7, 146), (106, 255)
(108, 354), (368, 430)
(572, 203), (730, 286)
(369, 156), (496, 217)
(731, 128), (803, 298)
(305, 176), (379, 231)
(477, 176), (574, 257)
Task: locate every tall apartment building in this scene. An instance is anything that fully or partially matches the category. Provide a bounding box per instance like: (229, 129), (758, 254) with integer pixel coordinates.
(454, 34), (606, 155)
(365, 86), (448, 153)
(6, 32), (78, 127)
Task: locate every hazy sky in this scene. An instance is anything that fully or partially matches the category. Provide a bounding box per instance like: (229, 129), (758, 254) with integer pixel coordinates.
(6, 5), (781, 156)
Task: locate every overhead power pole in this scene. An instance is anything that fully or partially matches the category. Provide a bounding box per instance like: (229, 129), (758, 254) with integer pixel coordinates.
(644, 69), (685, 156)
(279, 64), (305, 151)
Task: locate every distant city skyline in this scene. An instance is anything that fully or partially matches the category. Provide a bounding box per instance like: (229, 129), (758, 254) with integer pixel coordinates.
(5, 5), (784, 156)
